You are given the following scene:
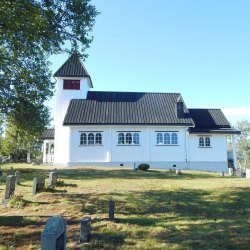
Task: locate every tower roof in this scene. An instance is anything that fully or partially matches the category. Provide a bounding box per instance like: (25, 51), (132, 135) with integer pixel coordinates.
(54, 53), (93, 87)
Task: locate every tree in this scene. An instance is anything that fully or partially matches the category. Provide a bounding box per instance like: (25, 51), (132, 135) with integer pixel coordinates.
(0, 0), (98, 116)
(235, 120), (250, 169)
(0, 0), (98, 160)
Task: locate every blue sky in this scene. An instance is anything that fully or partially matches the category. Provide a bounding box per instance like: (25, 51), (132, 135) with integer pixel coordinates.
(49, 0), (250, 125)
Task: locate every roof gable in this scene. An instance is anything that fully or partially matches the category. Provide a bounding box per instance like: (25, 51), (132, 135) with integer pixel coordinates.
(63, 91), (194, 126)
(53, 53), (93, 86)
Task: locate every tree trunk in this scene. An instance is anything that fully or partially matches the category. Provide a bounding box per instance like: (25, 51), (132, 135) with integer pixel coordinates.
(27, 148), (31, 163)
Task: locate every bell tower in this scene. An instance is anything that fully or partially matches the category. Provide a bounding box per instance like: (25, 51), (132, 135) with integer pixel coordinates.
(53, 53), (93, 165)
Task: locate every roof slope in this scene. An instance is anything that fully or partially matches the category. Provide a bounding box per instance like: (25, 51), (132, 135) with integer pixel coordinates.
(41, 128), (55, 139)
(63, 91), (194, 126)
(188, 109), (240, 134)
(53, 53), (93, 87)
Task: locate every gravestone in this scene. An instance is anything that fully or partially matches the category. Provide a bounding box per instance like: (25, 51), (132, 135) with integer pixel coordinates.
(176, 169), (182, 175)
(80, 217), (91, 243)
(246, 169), (250, 178)
(4, 175), (16, 199)
(15, 171), (21, 185)
(108, 200), (116, 221)
(236, 169), (243, 178)
(48, 171), (58, 186)
(41, 216), (67, 250)
(8, 167), (15, 176)
(0, 168), (3, 177)
(33, 177), (45, 195)
(228, 168), (234, 177)
(220, 171), (224, 177)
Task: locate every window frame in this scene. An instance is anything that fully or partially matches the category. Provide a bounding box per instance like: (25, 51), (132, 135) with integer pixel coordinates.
(156, 132), (179, 146)
(63, 80), (80, 90)
(198, 136), (212, 148)
(79, 132), (103, 146)
(117, 131), (141, 146)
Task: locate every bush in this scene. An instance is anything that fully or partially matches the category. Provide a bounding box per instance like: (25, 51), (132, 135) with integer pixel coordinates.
(138, 163), (150, 171)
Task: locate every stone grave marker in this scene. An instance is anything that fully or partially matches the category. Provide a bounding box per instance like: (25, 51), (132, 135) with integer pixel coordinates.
(80, 217), (91, 243)
(0, 167), (3, 177)
(8, 167), (15, 176)
(176, 169), (182, 175)
(15, 171), (21, 185)
(33, 177), (45, 195)
(4, 175), (16, 200)
(220, 171), (224, 177)
(236, 169), (243, 178)
(41, 216), (67, 250)
(109, 200), (116, 221)
(48, 171), (58, 186)
(228, 168), (234, 177)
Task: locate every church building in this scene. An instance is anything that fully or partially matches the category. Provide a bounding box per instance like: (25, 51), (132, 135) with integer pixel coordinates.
(42, 54), (240, 172)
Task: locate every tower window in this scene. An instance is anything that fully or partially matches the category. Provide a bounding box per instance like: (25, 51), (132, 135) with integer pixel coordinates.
(63, 80), (80, 90)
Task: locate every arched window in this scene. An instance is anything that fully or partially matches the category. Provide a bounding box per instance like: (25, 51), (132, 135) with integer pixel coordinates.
(80, 133), (87, 145)
(133, 133), (140, 145)
(199, 137), (204, 147)
(95, 133), (102, 145)
(164, 133), (170, 144)
(171, 133), (178, 144)
(205, 137), (210, 147)
(88, 133), (94, 145)
(157, 133), (163, 144)
(126, 133), (132, 144)
(118, 133), (124, 144)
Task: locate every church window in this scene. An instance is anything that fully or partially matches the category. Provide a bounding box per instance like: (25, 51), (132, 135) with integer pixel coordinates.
(199, 136), (211, 147)
(79, 132), (103, 146)
(117, 132), (140, 145)
(156, 132), (179, 145)
(63, 80), (80, 90)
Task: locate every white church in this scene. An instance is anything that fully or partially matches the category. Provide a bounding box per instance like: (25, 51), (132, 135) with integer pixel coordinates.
(42, 53), (240, 172)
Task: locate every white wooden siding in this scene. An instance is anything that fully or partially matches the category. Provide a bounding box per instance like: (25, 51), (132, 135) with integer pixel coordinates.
(69, 125), (188, 164)
(54, 77), (90, 165)
(188, 134), (227, 162)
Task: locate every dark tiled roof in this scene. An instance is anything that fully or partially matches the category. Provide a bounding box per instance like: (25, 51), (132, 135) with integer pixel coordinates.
(41, 129), (55, 139)
(188, 109), (240, 134)
(63, 91), (194, 126)
(54, 53), (93, 87)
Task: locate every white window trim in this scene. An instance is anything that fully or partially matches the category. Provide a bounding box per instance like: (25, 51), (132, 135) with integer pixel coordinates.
(155, 131), (179, 146)
(79, 131), (103, 146)
(198, 136), (212, 148)
(116, 131), (141, 146)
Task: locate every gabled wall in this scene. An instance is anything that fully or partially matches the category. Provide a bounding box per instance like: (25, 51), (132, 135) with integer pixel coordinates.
(53, 77), (91, 165)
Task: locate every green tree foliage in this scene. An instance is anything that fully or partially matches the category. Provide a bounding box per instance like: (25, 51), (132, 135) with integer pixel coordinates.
(0, 0), (98, 159)
(0, 0), (98, 116)
(235, 120), (250, 168)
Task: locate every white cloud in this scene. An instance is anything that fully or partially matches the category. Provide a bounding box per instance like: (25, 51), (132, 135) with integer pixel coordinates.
(221, 107), (250, 124)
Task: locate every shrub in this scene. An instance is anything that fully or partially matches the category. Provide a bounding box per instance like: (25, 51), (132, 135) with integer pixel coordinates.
(9, 195), (28, 208)
(138, 163), (150, 171)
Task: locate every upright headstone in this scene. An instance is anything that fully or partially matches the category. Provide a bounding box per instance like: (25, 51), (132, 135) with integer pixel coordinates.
(108, 200), (115, 221)
(0, 167), (3, 177)
(228, 168), (234, 177)
(48, 171), (58, 186)
(4, 175), (16, 199)
(8, 167), (15, 176)
(32, 177), (45, 195)
(15, 171), (21, 185)
(176, 169), (182, 175)
(41, 216), (67, 250)
(236, 169), (243, 178)
(220, 171), (224, 177)
(80, 217), (91, 243)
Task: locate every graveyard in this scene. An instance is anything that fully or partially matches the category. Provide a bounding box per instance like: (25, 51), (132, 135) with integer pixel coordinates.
(0, 164), (250, 249)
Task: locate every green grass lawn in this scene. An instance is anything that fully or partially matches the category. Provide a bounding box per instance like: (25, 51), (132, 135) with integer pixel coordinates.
(0, 163), (249, 250)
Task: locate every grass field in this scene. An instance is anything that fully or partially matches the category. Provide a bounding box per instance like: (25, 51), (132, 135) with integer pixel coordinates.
(0, 163), (249, 250)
